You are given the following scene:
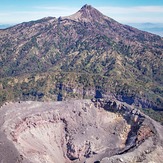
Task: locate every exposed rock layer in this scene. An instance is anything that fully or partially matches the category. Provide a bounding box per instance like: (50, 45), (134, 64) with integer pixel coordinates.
(0, 99), (163, 163)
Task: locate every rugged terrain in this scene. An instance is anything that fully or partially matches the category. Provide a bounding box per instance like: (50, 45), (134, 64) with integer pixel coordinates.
(0, 4), (163, 163)
(0, 99), (163, 163)
(0, 5), (163, 115)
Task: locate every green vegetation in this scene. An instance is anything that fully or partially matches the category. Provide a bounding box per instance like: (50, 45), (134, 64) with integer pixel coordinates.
(0, 7), (163, 124)
(140, 108), (163, 125)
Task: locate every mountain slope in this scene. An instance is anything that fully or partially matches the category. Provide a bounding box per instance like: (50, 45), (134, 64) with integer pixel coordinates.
(0, 5), (163, 112)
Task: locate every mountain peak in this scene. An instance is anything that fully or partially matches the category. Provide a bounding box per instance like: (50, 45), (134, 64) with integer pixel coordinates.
(81, 4), (93, 10)
(64, 4), (106, 22)
(79, 4), (104, 19)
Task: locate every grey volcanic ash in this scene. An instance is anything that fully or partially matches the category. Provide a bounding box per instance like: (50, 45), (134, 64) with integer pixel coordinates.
(0, 99), (163, 163)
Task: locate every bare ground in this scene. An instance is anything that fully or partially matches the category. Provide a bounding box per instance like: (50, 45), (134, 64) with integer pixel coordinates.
(0, 99), (163, 163)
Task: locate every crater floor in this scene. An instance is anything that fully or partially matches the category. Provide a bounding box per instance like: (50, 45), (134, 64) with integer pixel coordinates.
(0, 99), (163, 163)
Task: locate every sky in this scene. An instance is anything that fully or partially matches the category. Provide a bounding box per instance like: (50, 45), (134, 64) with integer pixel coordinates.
(0, 0), (163, 25)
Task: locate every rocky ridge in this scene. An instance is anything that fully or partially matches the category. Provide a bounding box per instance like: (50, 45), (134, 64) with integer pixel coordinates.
(0, 99), (163, 163)
(64, 4), (109, 22)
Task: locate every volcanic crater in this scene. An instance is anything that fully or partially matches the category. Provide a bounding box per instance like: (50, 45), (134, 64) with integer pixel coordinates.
(0, 99), (163, 163)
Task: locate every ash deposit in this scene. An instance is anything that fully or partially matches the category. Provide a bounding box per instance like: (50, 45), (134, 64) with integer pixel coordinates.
(0, 99), (163, 163)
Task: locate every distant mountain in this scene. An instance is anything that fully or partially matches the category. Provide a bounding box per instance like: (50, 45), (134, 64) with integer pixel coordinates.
(0, 5), (163, 114)
(129, 23), (163, 37)
(0, 24), (13, 29)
